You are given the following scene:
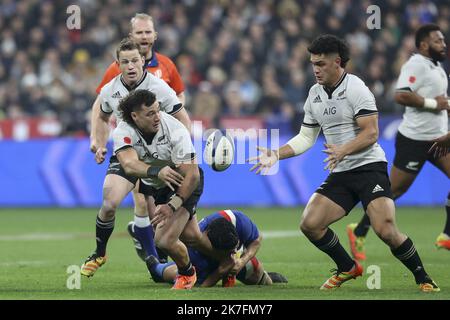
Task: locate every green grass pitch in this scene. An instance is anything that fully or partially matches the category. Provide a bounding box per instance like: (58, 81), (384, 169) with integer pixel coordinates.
(0, 207), (449, 300)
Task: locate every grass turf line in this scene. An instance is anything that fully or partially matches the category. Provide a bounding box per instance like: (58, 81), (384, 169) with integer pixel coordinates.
(0, 207), (448, 300)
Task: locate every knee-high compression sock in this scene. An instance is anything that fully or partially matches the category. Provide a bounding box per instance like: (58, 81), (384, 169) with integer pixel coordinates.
(178, 261), (195, 276)
(354, 214), (371, 237)
(443, 192), (450, 236)
(134, 216), (159, 258)
(310, 228), (355, 272)
(95, 216), (115, 257)
(391, 237), (428, 284)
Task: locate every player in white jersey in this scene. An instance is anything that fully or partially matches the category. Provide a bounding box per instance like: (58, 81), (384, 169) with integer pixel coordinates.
(249, 35), (439, 292)
(112, 89), (210, 289)
(81, 39), (191, 278)
(349, 24), (450, 259)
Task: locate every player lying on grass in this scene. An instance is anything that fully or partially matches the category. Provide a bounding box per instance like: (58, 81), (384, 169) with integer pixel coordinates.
(128, 209), (288, 287)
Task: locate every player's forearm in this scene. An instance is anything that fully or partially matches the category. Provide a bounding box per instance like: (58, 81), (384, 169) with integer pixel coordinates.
(239, 236), (262, 265)
(281, 126), (320, 159)
(341, 127), (378, 156)
(277, 144), (296, 160)
(94, 120), (110, 148)
(395, 91), (433, 109)
(121, 159), (151, 178)
(116, 151), (156, 179)
(202, 259), (234, 287)
(175, 165), (199, 201)
(395, 91), (427, 108)
(91, 98), (110, 147)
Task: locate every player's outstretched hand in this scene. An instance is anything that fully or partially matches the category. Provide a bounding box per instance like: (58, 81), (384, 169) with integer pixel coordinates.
(429, 132), (450, 158)
(247, 146), (279, 175)
(95, 147), (108, 164)
(151, 204), (172, 227)
(322, 143), (347, 172)
(158, 166), (184, 191)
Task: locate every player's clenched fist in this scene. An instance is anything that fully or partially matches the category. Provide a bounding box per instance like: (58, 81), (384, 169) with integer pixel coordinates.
(90, 141), (98, 153)
(247, 146), (279, 175)
(95, 147), (108, 164)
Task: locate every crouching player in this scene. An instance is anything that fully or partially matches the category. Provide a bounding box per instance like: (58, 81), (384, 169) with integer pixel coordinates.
(131, 209), (288, 287)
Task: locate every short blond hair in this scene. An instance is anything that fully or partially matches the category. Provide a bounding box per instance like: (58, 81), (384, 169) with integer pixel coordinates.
(115, 37), (140, 60)
(130, 13), (155, 32)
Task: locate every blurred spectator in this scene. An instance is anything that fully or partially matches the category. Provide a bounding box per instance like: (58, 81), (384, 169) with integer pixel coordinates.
(0, 0), (449, 137)
(191, 81), (222, 127)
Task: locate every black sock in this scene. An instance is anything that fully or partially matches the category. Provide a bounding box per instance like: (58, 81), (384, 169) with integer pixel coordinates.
(443, 192), (450, 235)
(178, 262), (195, 276)
(391, 237), (427, 284)
(156, 247), (169, 262)
(310, 228), (355, 272)
(354, 214), (371, 237)
(95, 216), (115, 257)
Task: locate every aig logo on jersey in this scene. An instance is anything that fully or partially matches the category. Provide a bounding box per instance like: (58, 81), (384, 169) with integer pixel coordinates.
(323, 106), (337, 116)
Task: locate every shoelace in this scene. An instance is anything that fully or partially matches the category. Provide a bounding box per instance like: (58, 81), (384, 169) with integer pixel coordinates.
(329, 268), (343, 277)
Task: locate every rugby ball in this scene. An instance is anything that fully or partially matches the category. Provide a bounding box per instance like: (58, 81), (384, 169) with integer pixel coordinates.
(204, 130), (235, 172)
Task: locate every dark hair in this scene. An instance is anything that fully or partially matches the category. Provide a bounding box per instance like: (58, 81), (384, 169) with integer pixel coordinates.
(118, 89), (157, 126)
(116, 37), (141, 60)
(307, 34), (350, 67)
(415, 24), (441, 49)
(206, 218), (239, 251)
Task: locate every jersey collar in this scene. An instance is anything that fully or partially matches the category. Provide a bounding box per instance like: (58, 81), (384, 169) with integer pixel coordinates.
(323, 72), (347, 99)
(136, 127), (157, 145)
(120, 71), (148, 92)
(145, 48), (159, 68)
(416, 53), (439, 66)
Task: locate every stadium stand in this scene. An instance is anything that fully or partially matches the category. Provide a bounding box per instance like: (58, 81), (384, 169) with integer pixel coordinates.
(0, 0), (449, 138)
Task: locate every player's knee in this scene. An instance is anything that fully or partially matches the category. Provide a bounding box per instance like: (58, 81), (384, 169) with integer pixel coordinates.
(299, 216), (319, 236)
(100, 200), (118, 219)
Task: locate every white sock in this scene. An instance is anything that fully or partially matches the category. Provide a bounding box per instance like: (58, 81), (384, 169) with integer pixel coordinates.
(134, 215), (150, 228)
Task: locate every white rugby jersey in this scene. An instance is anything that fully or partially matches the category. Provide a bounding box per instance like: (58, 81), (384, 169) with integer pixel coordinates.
(396, 54), (448, 141)
(113, 112), (195, 189)
(99, 71), (182, 119)
(302, 72), (386, 172)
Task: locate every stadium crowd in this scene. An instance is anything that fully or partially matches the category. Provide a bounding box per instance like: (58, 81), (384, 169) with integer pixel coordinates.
(0, 0), (449, 135)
